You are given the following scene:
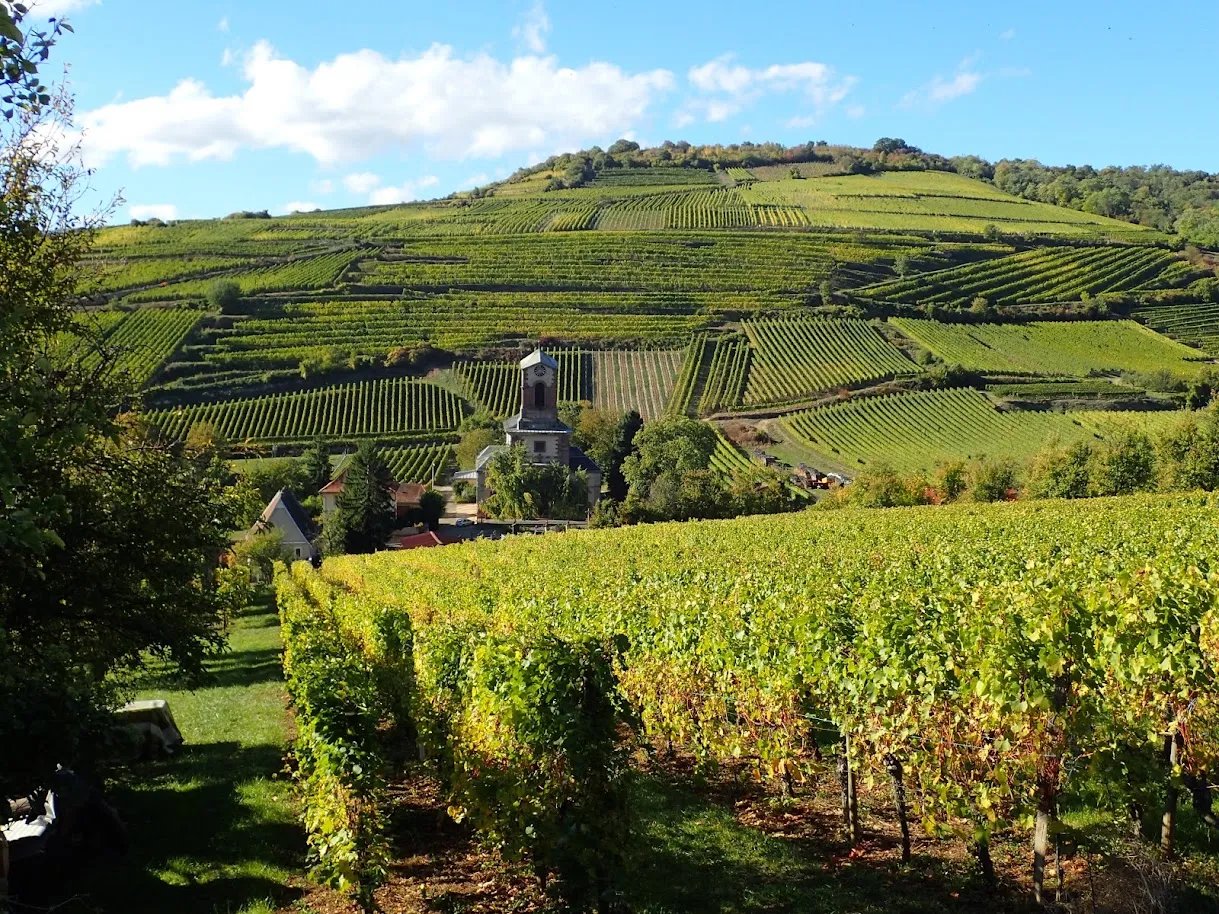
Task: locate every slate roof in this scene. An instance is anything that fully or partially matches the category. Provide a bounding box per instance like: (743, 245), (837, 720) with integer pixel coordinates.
(520, 349), (558, 369)
(568, 445), (601, 475)
(504, 413), (572, 434)
(260, 488), (317, 540)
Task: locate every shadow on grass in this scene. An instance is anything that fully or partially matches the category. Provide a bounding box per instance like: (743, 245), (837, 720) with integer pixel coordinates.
(138, 646), (285, 691)
(623, 773), (1028, 914)
(40, 741), (304, 914)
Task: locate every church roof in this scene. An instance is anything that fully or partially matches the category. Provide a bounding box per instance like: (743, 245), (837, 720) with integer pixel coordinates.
(504, 413), (572, 434)
(520, 349), (558, 369)
(568, 445), (601, 474)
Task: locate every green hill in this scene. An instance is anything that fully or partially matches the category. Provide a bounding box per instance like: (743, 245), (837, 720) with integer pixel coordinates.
(76, 145), (1219, 467)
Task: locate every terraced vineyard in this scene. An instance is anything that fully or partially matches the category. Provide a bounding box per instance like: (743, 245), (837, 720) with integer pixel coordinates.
(149, 378), (463, 446)
(1134, 303), (1219, 355)
(590, 348), (682, 419)
(381, 442), (453, 484)
(782, 387), (1184, 473)
(87, 255), (255, 293)
(742, 315), (919, 406)
(891, 317), (1207, 377)
(351, 232), (894, 293)
(70, 307), (204, 386)
(708, 428), (756, 476)
(176, 295), (707, 388)
(128, 248), (362, 301)
(698, 338), (751, 414)
(743, 171), (1157, 238)
(858, 246), (1178, 307)
(73, 152), (1211, 464)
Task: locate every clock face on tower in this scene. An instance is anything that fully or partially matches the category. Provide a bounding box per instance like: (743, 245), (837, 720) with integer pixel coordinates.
(529, 365), (550, 383)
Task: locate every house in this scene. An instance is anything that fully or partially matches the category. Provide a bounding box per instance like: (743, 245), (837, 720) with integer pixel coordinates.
(454, 349), (602, 513)
(320, 467), (428, 523)
(389, 530), (457, 550)
(252, 488), (317, 561)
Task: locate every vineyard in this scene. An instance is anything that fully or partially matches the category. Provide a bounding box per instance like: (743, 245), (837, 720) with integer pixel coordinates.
(380, 442), (453, 484)
(277, 494), (1219, 907)
(1134, 302), (1219, 355)
(891, 317), (1206, 377)
(740, 171), (1158, 238)
(148, 377), (463, 446)
(73, 155), (1215, 470)
(127, 248), (362, 301)
(698, 337), (751, 414)
(742, 315), (919, 406)
(781, 386), (1185, 473)
(857, 246), (1179, 307)
(591, 348), (683, 419)
(69, 307), (204, 387)
(349, 232), (901, 294)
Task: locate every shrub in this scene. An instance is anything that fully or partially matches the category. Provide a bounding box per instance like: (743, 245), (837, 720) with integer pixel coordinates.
(967, 457), (1020, 502)
(205, 278), (242, 310)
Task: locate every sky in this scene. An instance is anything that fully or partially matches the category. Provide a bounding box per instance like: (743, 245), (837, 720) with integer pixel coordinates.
(34, 0), (1219, 223)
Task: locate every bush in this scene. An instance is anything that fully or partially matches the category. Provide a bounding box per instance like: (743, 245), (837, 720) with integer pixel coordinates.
(967, 457), (1019, 502)
(836, 464), (929, 508)
(1089, 429), (1156, 496)
(205, 278), (242, 310)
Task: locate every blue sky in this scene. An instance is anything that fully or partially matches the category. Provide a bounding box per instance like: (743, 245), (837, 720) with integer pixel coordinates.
(39, 0), (1219, 223)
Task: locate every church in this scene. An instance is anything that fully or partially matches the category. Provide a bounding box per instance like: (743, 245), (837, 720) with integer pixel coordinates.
(457, 350), (602, 515)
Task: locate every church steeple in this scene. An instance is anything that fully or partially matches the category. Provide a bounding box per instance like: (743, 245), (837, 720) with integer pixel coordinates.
(519, 349), (558, 422)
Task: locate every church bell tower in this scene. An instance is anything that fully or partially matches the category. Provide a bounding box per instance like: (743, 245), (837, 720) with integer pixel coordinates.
(519, 349), (558, 421)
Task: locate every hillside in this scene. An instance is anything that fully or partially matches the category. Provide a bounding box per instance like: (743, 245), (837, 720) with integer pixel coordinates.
(80, 145), (1219, 480)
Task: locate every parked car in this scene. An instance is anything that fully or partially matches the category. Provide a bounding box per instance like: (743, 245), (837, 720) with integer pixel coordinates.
(454, 517), (474, 527)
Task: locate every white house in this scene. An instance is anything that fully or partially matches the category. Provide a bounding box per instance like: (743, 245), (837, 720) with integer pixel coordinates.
(252, 488), (317, 561)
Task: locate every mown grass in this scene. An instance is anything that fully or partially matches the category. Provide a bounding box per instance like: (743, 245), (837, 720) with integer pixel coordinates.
(65, 594), (302, 914)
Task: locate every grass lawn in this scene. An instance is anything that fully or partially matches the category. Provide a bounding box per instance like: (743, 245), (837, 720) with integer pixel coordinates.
(64, 593), (302, 914)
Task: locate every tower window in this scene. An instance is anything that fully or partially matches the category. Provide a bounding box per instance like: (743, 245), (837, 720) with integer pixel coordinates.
(533, 439), (546, 454)
(533, 381), (546, 409)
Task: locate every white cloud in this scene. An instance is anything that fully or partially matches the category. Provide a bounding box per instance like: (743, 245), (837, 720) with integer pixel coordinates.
(368, 175), (438, 206)
(512, 1), (551, 54)
(899, 54), (983, 110)
(460, 172), (490, 188)
(75, 41), (673, 168)
(218, 16), (229, 32)
(279, 201), (318, 214)
(342, 171), (381, 193)
(679, 53), (856, 127)
(129, 203), (177, 221)
(1000, 28), (1015, 40)
(220, 48), (235, 67)
(34, 0), (98, 18)
(310, 178), (334, 194)
(846, 104), (866, 119)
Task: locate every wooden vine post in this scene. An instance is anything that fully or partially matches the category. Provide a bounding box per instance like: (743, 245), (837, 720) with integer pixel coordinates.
(1161, 729), (1181, 857)
(885, 754), (912, 863)
(838, 734), (861, 845)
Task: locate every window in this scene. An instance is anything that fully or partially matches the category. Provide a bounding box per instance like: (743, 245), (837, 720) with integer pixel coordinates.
(533, 439), (546, 454)
(295, 548), (301, 558)
(534, 381), (546, 409)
